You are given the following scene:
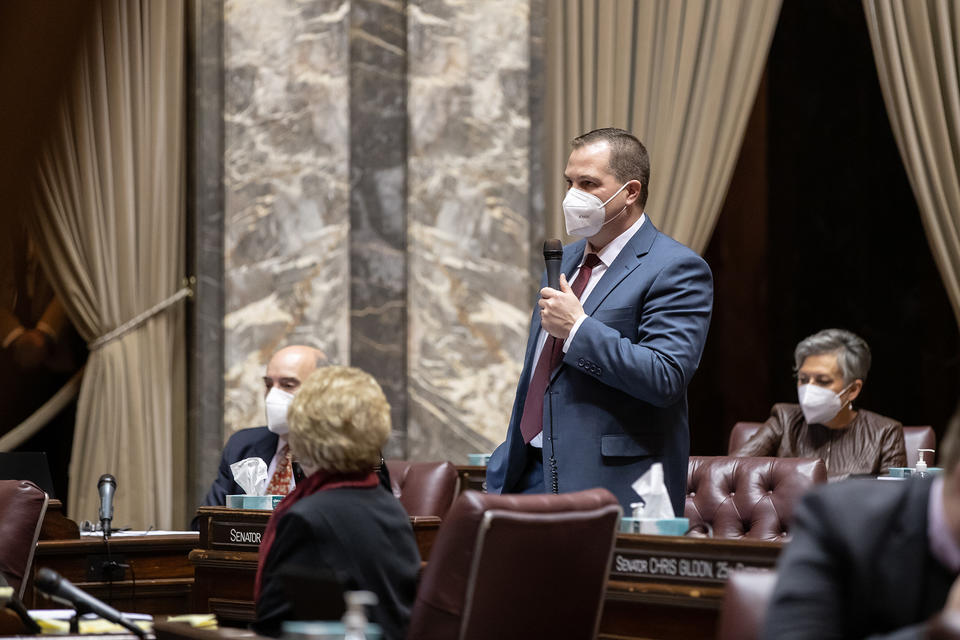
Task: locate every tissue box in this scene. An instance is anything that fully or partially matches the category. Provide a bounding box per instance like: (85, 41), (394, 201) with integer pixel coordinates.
(283, 621), (382, 640)
(466, 453), (491, 466)
(887, 467), (943, 478)
(226, 494), (284, 510)
(620, 517), (689, 536)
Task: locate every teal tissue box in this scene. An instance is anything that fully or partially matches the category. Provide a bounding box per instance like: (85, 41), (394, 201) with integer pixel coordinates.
(466, 453), (491, 466)
(226, 494), (284, 510)
(620, 517), (689, 536)
(887, 467), (943, 478)
(282, 621), (382, 640)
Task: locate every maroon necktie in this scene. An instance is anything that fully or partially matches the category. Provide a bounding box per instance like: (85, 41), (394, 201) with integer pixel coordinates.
(519, 253), (603, 443)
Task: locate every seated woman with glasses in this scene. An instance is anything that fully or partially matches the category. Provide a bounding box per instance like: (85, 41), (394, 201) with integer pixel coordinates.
(253, 366), (420, 639)
(733, 328), (906, 480)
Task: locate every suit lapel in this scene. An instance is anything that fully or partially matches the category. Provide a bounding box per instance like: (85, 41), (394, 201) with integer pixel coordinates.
(253, 429), (280, 464)
(582, 218), (658, 316)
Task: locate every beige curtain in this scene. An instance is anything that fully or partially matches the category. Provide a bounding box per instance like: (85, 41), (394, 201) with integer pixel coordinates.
(545, 0), (781, 253)
(30, 0), (186, 529)
(863, 0), (960, 325)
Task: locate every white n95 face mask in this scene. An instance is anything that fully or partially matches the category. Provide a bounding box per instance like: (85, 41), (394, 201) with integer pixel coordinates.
(265, 387), (295, 435)
(562, 182), (630, 237)
(797, 383), (851, 425)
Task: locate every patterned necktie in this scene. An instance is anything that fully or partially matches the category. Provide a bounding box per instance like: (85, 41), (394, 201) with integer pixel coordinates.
(519, 253), (603, 443)
(266, 444), (293, 495)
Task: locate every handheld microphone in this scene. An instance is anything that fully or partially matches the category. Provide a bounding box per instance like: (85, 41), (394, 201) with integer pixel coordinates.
(34, 568), (145, 638)
(543, 239), (563, 290)
(97, 474), (116, 537)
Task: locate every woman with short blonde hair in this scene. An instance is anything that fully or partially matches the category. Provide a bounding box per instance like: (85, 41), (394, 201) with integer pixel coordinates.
(254, 366), (419, 640)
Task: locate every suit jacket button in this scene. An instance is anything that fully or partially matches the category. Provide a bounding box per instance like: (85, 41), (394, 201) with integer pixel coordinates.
(578, 358), (585, 366)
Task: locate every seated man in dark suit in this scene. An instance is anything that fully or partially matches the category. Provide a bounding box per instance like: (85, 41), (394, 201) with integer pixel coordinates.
(763, 415), (960, 638)
(254, 366), (420, 639)
(200, 345), (328, 507)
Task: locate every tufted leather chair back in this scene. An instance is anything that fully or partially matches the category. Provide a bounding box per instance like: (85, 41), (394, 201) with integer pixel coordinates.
(685, 456), (826, 542)
(717, 569), (778, 640)
(385, 460), (459, 519)
(0, 480), (49, 599)
(406, 489), (621, 640)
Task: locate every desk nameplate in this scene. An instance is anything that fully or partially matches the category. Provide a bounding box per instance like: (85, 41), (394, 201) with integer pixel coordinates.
(609, 534), (781, 588)
(210, 521), (267, 550)
(611, 546), (775, 585)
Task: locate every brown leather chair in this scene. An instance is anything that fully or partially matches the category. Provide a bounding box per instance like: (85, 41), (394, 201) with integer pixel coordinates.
(385, 460), (459, 518)
(716, 569), (777, 640)
(728, 421), (764, 454)
(406, 489), (621, 640)
(903, 426), (936, 467)
(0, 480), (49, 599)
(685, 456), (826, 541)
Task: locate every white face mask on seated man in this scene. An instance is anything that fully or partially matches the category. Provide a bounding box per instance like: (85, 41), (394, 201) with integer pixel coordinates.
(265, 387), (295, 435)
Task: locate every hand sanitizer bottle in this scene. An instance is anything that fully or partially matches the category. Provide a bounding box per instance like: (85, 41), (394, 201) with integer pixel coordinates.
(342, 591), (378, 640)
(916, 449), (935, 478)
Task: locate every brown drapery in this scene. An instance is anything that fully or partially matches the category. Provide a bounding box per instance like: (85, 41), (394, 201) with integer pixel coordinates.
(30, 0), (187, 528)
(544, 0), (781, 253)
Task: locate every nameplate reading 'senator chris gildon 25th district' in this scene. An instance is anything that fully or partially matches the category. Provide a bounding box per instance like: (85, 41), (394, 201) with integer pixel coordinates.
(610, 548), (773, 585)
(211, 521), (266, 550)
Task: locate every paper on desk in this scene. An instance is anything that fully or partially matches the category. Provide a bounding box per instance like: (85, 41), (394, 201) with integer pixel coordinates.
(630, 462), (675, 519)
(231, 457), (269, 495)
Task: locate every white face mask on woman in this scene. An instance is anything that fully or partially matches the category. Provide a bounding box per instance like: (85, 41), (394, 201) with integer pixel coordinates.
(797, 383), (852, 425)
(265, 387), (295, 435)
(562, 182), (631, 237)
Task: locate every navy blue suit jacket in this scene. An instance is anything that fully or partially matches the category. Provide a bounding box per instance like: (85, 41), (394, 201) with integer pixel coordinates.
(486, 219), (713, 515)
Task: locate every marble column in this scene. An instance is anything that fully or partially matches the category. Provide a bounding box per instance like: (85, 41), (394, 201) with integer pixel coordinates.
(186, 0), (226, 512)
(406, 0), (533, 461)
(223, 0), (351, 432)
(349, 1), (409, 458)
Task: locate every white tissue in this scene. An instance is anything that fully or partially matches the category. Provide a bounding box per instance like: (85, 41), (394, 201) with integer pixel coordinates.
(230, 457), (269, 496)
(630, 462), (675, 519)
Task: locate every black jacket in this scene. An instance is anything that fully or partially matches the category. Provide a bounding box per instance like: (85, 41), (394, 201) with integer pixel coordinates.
(254, 486), (420, 639)
(763, 477), (955, 639)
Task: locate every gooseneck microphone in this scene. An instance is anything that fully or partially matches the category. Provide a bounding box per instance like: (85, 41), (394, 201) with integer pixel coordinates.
(35, 568), (145, 638)
(97, 474), (116, 537)
(543, 239), (563, 290)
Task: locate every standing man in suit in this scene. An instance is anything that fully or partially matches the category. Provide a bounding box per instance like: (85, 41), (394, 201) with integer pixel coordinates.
(763, 418), (960, 638)
(486, 128), (713, 515)
(200, 345), (328, 507)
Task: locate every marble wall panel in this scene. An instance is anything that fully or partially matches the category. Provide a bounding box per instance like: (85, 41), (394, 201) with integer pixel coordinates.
(224, 0), (351, 434)
(407, 0), (533, 461)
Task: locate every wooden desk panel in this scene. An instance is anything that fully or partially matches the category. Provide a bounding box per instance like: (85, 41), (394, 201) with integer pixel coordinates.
(29, 534), (198, 615)
(599, 534), (782, 640)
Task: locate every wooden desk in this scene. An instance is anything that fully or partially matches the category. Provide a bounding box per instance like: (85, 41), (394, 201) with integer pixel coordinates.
(29, 532), (198, 615)
(190, 506), (441, 625)
(599, 534), (782, 640)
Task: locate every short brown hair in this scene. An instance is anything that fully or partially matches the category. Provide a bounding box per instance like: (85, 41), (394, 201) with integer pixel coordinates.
(287, 366), (390, 473)
(572, 128), (650, 208)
